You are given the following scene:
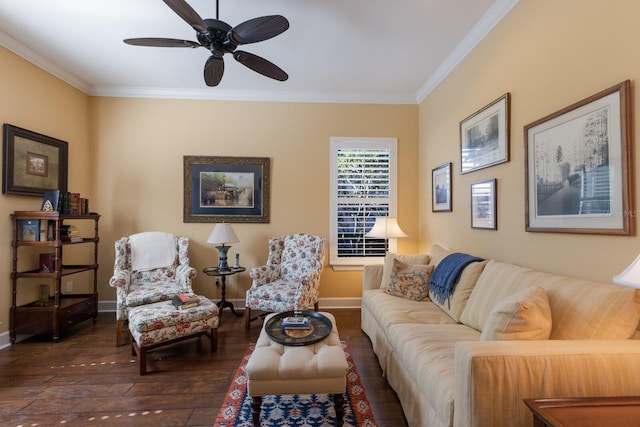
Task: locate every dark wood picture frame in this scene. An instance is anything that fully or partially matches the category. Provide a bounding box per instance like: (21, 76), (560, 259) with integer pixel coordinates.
(524, 80), (632, 235)
(471, 178), (497, 230)
(2, 124), (68, 196)
(432, 162), (452, 212)
(183, 155), (270, 223)
(460, 93), (510, 174)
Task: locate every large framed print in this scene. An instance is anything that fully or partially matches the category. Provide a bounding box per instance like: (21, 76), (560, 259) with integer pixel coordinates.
(184, 156), (270, 223)
(471, 179), (497, 230)
(2, 124), (68, 196)
(524, 80), (632, 235)
(460, 93), (510, 174)
(432, 162), (452, 212)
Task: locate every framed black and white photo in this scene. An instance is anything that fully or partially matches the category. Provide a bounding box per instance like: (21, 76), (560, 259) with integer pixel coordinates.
(460, 93), (510, 174)
(471, 179), (497, 230)
(184, 156), (270, 223)
(432, 162), (452, 212)
(524, 80), (632, 235)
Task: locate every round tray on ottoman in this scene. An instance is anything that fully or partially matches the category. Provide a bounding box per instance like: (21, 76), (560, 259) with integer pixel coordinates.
(264, 310), (332, 346)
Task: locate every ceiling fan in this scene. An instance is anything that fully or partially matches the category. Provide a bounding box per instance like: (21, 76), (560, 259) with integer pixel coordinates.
(124, 0), (289, 87)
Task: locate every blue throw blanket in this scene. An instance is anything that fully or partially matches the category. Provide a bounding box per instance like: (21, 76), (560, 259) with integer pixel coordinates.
(429, 253), (484, 306)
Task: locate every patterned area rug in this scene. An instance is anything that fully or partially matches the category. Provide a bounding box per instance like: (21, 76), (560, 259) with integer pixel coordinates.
(214, 342), (378, 427)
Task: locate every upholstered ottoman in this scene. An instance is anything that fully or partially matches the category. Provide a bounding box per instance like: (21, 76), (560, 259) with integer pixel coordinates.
(128, 296), (219, 375)
(246, 312), (348, 426)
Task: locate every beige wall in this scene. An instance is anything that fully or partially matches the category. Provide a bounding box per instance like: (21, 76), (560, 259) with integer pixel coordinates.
(90, 98), (419, 303)
(0, 46), (92, 331)
(420, 0), (640, 283)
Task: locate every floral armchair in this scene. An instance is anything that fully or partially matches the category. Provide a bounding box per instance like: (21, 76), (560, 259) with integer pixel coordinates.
(109, 232), (197, 346)
(244, 233), (326, 329)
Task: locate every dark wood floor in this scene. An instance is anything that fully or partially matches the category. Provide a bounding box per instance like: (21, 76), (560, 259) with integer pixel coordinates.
(0, 308), (408, 426)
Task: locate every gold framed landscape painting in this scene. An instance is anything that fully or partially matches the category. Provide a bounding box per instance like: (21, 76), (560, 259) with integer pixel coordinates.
(2, 124), (68, 196)
(524, 80), (632, 235)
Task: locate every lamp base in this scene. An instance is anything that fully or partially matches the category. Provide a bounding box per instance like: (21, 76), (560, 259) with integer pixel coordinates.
(217, 244), (231, 271)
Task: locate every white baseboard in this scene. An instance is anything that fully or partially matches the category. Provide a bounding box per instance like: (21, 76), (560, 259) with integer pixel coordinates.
(0, 297), (363, 348)
(98, 297), (362, 313)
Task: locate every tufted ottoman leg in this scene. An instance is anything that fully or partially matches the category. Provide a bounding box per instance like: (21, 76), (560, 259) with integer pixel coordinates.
(250, 395), (262, 426)
(334, 393), (344, 426)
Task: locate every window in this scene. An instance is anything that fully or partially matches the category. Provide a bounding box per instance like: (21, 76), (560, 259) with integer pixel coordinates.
(329, 137), (398, 268)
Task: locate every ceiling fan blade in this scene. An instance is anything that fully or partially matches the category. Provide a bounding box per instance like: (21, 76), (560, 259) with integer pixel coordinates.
(229, 15), (289, 44)
(163, 0), (206, 32)
(204, 56), (225, 86)
(233, 50), (288, 81)
(124, 38), (201, 48)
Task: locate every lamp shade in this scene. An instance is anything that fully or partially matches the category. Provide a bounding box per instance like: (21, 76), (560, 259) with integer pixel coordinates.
(207, 223), (240, 244)
(613, 254), (640, 289)
(365, 217), (408, 239)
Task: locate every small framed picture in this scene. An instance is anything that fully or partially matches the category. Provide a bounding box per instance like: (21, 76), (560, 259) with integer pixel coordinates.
(21, 219), (39, 241)
(471, 179), (497, 230)
(432, 162), (452, 212)
(460, 94), (510, 174)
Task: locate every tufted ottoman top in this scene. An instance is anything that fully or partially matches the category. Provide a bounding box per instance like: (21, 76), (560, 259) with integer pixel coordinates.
(128, 296), (219, 333)
(246, 312), (348, 396)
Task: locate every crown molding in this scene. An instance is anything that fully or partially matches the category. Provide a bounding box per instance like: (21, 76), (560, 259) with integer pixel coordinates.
(415, 0), (520, 103)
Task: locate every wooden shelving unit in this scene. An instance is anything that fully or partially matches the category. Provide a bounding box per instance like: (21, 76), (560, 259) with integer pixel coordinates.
(10, 210), (100, 343)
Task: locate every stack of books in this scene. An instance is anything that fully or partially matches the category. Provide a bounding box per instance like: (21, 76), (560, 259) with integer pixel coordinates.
(60, 224), (83, 242)
(172, 293), (200, 310)
(282, 315), (311, 331)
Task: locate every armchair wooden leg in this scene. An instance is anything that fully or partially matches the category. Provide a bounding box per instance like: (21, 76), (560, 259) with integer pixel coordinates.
(116, 319), (130, 347)
(244, 307), (251, 330)
(314, 302), (319, 311)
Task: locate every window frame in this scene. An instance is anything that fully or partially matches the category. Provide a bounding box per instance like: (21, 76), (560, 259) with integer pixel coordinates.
(329, 136), (399, 269)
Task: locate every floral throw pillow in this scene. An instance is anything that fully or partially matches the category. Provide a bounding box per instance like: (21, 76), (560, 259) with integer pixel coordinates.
(384, 259), (434, 301)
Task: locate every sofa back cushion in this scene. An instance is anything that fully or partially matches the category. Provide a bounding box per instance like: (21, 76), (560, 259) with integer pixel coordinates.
(461, 260), (640, 339)
(427, 244), (487, 322)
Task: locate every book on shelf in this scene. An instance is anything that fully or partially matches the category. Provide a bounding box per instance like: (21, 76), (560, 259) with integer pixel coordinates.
(20, 220), (39, 241)
(171, 294), (200, 309)
(39, 253), (56, 272)
(40, 190), (60, 212)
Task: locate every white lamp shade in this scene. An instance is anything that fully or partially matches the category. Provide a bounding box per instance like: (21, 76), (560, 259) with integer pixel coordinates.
(207, 223), (239, 244)
(613, 254), (640, 289)
(365, 217), (408, 239)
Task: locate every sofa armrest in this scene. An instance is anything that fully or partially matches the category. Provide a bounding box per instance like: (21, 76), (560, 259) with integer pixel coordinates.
(363, 264), (383, 291)
(454, 340), (640, 427)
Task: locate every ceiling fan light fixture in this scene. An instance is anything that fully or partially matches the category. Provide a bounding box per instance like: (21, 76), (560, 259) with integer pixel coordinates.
(123, 0), (289, 87)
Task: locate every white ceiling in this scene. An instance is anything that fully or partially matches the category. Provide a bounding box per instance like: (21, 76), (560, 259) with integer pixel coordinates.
(0, 0), (518, 104)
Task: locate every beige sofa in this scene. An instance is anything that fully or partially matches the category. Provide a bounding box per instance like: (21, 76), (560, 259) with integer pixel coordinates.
(361, 244), (640, 427)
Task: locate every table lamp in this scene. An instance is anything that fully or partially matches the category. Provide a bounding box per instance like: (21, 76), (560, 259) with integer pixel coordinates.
(613, 254), (640, 289)
(207, 223), (239, 271)
(365, 216), (408, 252)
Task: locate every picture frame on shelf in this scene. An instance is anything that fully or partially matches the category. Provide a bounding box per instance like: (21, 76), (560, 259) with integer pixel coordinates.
(524, 80), (632, 235)
(471, 179), (497, 230)
(183, 155), (270, 223)
(20, 219), (40, 241)
(2, 124), (68, 196)
(432, 162), (452, 212)
(460, 93), (510, 174)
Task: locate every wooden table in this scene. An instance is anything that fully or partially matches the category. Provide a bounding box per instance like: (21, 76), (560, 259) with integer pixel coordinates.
(524, 396), (640, 427)
(203, 266), (245, 320)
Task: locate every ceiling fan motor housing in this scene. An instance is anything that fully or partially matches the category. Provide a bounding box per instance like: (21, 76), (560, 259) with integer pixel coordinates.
(200, 19), (237, 57)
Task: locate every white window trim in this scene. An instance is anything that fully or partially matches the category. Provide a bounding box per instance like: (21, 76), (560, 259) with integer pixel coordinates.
(329, 136), (399, 270)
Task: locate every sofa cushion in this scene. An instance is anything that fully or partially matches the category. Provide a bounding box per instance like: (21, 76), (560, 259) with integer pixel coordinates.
(385, 259), (434, 301)
(362, 290), (457, 330)
(480, 286), (552, 341)
(386, 323), (481, 426)
(461, 260), (640, 339)
(380, 252), (430, 289)
(427, 244), (487, 322)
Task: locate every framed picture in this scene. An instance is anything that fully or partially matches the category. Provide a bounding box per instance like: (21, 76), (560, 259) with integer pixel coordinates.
(183, 155), (270, 223)
(432, 162), (452, 212)
(2, 124), (68, 196)
(460, 93), (510, 174)
(524, 80), (632, 235)
(471, 179), (497, 230)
